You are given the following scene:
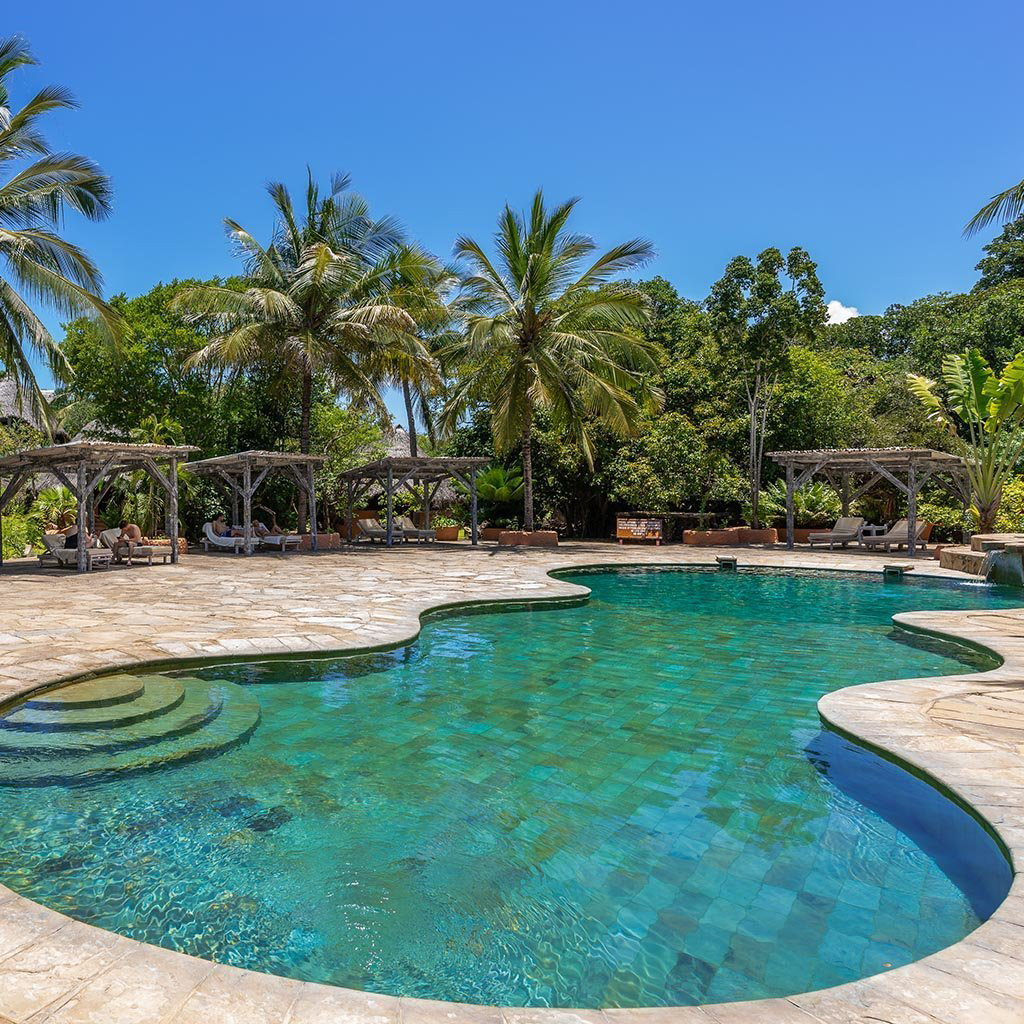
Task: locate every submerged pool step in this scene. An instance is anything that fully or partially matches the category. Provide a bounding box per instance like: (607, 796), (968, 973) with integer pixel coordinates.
(0, 684), (223, 757)
(25, 674), (145, 711)
(1, 677), (186, 732)
(0, 674), (262, 787)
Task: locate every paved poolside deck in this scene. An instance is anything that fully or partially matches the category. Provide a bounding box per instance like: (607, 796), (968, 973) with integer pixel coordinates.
(0, 541), (1022, 1023)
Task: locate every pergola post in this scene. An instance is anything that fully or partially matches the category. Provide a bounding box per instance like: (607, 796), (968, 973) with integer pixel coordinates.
(346, 478), (354, 545)
(385, 464), (394, 548)
(840, 474), (850, 517)
(423, 479), (430, 529)
(308, 463), (318, 552)
(242, 460), (253, 556)
(76, 460), (88, 573)
(470, 468), (479, 545)
(0, 470), (25, 570)
(168, 457), (179, 564)
(785, 461), (795, 550)
(231, 486), (239, 530)
(907, 461), (917, 558)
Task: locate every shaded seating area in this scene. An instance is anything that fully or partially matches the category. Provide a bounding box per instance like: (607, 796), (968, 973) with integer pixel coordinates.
(340, 457), (490, 547)
(184, 451), (325, 555)
(860, 519), (933, 552)
(769, 447), (968, 557)
(0, 441), (197, 573)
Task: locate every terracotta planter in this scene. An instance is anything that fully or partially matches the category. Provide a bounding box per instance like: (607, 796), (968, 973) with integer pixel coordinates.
(480, 527), (504, 541)
(498, 530), (559, 547)
(435, 526), (461, 541)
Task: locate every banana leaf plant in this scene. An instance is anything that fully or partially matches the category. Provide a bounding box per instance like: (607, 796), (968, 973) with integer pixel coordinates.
(908, 349), (1024, 532)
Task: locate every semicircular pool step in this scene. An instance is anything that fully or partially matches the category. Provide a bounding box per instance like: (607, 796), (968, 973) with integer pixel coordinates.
(0, 682), (223, 757)
(1, 676), (186, 732)
(25, 674), (145, 711)
(0, 676), (261, 787)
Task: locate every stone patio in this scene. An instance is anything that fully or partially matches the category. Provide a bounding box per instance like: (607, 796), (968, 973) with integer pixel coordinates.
(0, 541), (1021, 1023)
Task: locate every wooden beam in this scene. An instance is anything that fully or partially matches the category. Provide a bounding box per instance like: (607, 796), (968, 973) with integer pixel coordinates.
(242, 460), (253, 556)
(785, 461), (795, 550)
(865, 459), (910, 495)
(907, 461), (918, 557)
(0, 470), (26, 513)
(168, 457), (179, 564)
(76, 461), (88, 573)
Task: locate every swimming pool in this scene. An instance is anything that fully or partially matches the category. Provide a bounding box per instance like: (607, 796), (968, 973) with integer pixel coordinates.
(0, 567), (1017, 1007)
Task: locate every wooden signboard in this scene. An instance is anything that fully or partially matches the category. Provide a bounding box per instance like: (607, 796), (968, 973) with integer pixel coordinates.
(616, 514), (663, 545)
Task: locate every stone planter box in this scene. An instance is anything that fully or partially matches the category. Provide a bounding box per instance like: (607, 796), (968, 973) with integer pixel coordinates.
(298, 533), (340, 551)
(498, 530), (559, 547)
(480, 527), (505, 541)
(435, 526), (461, 541)
(683, 526), (778, 546)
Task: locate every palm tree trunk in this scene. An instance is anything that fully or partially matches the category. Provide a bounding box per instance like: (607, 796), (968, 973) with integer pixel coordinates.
(522, 408), (534, 532)
(402, 379), (418, 458)
(297, 368), (312, 533)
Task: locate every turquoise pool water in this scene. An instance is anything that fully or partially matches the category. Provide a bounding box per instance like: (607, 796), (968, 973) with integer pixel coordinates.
(0, 567), (1018, 1007)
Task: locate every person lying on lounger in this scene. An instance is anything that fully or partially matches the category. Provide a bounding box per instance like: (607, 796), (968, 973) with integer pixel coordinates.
(211, 514), (244, 538)
(61, 524), (94, 549)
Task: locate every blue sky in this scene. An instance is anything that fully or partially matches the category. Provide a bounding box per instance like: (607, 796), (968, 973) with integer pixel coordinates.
(12, 1), (1022, 420)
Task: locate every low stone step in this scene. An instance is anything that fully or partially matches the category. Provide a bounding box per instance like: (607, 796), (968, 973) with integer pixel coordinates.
(0, 677), (185, 732)
(26, 674), (145, 710)
(0, 683), (223, 757)
(0, 686), (262, 787)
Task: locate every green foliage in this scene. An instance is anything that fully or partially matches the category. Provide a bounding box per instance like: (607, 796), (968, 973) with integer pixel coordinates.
(908, 348), (1024, 531)
(31, 487), (76, 530)
(994, 477), (1024, 532)
(1, 509), (42, 559)
(749, 480), (841, 528)
(975, 217), (1024, 292)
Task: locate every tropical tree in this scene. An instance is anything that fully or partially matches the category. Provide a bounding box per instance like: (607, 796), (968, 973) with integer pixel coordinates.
(0, 36), (121, 430)
(908, 349), (1024, 531)
(707, 247), (826, 527)
(174, 170), (437, 529)
(441, 190), (660, 531)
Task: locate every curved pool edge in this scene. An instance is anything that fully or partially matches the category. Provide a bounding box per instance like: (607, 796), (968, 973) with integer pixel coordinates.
(0, 544), (1022, 1023)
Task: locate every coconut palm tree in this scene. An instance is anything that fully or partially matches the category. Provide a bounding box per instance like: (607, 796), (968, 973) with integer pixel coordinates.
(441, 190), (660, 531)
(966, 177), (1024, 236)
(174, 171), (438, 529)
(0, 36), (121, 432)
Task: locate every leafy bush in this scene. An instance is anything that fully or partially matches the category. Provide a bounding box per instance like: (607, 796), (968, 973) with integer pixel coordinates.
(748, 480), (841, 528)
(917, 499), (972, 543)
(31, 486), (77, 530)
(995, 477), (1024, 532)
(1, 510), (42, 560)
(431, 514), (462, 529)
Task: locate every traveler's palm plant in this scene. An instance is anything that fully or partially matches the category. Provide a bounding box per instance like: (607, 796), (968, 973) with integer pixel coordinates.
(441, 191), (660, 530)
(908, 349), (1024, 531)
(0, 37), (121, 431)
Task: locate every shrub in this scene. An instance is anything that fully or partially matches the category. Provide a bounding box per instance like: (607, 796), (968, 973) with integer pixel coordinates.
(748, 480), (841, 528)
(1, 510), (42, 560)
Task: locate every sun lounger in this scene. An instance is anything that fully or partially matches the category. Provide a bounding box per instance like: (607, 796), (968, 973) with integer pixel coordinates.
(356, 518), (405, 543)
(202, 522), (244, 553)
(99, 527), (174, 565)
(37, 533), (112, 570)
(399, 516), (436, 543)
(859, 519), (932, 552)
(807, 516), (865, 550)
(259, 533), (301, 552)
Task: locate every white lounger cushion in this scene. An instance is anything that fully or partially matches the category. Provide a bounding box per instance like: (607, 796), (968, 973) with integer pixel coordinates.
(203, 523), (243, 549)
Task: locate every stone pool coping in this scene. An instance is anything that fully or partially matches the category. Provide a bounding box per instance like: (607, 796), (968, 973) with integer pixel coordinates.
(0, 542), (1022, 1023)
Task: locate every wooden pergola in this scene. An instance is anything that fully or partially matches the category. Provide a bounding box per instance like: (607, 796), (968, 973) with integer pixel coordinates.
(339, 456), (490, 546)
(184, 451), (326, 555)
(768, 447), (970, 557)
(0, 441), (198, 572)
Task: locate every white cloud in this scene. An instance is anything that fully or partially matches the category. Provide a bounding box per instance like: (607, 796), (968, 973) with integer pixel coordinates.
(827, 300), (859, 324)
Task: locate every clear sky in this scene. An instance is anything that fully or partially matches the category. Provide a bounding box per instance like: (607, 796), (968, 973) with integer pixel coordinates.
(11, 0), (1023, 418)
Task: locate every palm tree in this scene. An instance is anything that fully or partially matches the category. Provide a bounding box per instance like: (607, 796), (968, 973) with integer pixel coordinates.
(382, 253), (465, 456)
(966, 177), (1024, 236)
(441, 190), (660, 531)
(174, 171), (437, 529)
(0, 36), (121, 431)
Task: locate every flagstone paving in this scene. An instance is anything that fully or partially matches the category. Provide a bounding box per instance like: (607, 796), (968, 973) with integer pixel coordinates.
(0, 541), (1022, 1023)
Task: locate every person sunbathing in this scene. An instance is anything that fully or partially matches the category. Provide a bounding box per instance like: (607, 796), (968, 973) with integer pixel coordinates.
(211, 514), (243, 538)
(61, 524), (93, 549)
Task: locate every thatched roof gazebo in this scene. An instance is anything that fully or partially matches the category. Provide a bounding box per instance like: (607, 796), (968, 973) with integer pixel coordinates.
(184, 450), (326, 554)
(0, 441), (198, 571)
(768, 447), (970, 556)
(339, 456), (490, 546)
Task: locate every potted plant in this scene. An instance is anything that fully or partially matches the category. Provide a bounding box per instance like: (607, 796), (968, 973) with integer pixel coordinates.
(431, 514), (463, 541)
(457, 466), (524, 540)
